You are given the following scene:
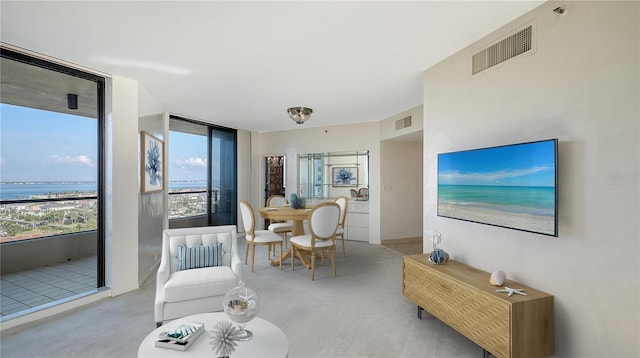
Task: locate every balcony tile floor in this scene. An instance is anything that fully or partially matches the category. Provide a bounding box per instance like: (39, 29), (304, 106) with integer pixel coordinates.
(0, 256), (97, 319)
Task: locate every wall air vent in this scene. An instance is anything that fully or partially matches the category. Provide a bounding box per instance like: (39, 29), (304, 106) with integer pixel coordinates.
(395, 116), (412, 130)
(472, 24), (534, 75)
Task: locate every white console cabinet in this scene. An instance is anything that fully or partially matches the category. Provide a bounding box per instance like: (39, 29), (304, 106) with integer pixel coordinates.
(346, 200), (369, 242)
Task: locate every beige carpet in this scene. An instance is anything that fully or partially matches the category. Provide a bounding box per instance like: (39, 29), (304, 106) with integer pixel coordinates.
(1, 239), (480, 358)
(381, 237), (423, 255)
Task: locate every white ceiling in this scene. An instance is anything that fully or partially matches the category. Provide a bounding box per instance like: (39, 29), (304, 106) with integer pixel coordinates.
(0, 1), (543, 133)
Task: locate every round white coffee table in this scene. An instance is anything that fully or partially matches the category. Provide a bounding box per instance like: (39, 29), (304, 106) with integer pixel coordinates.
(138, 312), (289, 357)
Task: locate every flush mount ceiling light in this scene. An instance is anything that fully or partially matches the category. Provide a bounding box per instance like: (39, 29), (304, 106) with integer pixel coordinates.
(287, 107), (313, 124)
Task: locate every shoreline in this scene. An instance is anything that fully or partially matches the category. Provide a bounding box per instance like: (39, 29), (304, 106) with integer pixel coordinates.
(0, 182), (211, 201)
(438, 202), (555, 235)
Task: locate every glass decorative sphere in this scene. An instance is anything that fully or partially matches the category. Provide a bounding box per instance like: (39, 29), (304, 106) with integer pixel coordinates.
(428, 231), (448, 265)
(429, 248), (449, 265)
(223, 281), (260, 341)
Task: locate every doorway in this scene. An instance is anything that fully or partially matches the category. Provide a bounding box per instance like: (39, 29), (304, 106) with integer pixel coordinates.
(264, 155), (286, 205)
(380, 132), (423, 243)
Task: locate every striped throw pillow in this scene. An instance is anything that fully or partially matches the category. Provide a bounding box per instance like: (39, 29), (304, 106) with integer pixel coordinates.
(177, 243), (223, 271)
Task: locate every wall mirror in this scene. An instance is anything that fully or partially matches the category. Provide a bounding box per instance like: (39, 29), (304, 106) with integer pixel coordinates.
(298, 150), (369, 200)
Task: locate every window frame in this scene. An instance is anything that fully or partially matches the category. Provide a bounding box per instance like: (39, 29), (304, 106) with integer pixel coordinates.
(0, 47), (106, 287)
(168, 116), (237, 227)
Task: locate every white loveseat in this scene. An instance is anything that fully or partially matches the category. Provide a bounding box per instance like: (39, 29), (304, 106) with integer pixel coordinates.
(154, 225), (243, 326)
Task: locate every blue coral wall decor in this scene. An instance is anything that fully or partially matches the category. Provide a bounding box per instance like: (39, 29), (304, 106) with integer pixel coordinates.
(332, 166), (358, 187)
(141, 131), (164, 193)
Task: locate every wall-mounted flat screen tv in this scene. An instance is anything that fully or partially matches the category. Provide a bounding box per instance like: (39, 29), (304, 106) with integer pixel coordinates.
(438, 139), (558, 237)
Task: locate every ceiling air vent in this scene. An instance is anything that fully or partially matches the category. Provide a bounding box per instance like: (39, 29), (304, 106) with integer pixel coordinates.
(472, 24), (534, 75)
(395, 116), (412, 130)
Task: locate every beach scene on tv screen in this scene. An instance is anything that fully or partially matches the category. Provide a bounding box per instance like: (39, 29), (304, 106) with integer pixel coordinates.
(437, 140), (556, 236)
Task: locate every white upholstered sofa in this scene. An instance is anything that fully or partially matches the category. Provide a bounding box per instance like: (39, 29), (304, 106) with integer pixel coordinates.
(154, 225), (243, 327)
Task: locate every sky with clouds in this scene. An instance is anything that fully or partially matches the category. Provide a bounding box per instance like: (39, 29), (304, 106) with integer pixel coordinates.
(1, 104), (97, 181)
(1, 104), (213, 183)
(167, 130), (208, 182)
(438, 140), (556, 187)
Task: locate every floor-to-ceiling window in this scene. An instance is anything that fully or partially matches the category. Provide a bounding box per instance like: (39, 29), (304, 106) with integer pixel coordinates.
(168, 117), (237, 228)
(210, 127), (237, 225)
(168, 120), (208, 222)
(0, 48), (105, 321)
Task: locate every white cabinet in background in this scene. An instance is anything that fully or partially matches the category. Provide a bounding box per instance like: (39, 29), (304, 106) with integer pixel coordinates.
(346, 200), (369, 242)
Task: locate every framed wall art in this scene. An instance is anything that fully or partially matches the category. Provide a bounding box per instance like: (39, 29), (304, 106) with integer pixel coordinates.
(332, 166), (358, 187)
(141, 131), (164, 193)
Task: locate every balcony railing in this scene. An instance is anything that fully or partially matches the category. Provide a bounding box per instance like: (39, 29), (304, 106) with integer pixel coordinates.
(1, 188), (223, 240)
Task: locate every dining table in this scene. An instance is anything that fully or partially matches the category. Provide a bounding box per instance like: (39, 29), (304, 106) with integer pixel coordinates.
(258, 205), (313, 269)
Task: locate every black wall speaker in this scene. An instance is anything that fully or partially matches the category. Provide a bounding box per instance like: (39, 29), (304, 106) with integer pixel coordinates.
(67, 93), (78, 110)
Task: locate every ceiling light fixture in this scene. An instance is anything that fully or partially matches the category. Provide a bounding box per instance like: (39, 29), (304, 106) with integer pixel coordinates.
(287, 107), (313, 124)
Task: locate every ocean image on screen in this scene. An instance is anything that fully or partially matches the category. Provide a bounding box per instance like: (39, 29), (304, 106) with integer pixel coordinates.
(437, 140), (557, 236)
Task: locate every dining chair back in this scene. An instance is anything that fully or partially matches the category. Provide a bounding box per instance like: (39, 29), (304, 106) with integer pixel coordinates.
(334, 196), (348, 256)
(239, 199), (256, 238)
(290, 201), (340, 280)
(266, 195), (293, 249)
(309, 202), (340, 240)
(267, 195), (287, 207)
(239, 199), (283, 272)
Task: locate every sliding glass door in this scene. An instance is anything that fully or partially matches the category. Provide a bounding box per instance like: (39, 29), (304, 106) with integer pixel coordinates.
(0, 47), (105, 320)
(210, 128), (237, 225)
(168, 117), (236, 228)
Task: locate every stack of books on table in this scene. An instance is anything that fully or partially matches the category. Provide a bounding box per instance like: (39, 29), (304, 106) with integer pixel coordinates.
(155, 321), (205, 351)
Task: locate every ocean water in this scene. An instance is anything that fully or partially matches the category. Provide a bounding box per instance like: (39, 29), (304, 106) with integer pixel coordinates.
(0, 182), (97, 201)
(0, 181), (209, 201)
(438, 185), (556, 216)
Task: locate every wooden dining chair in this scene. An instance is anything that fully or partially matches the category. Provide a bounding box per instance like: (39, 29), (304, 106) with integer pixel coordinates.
(239, 199), (283, 272)
(290, 202), (340, 280)
(266, 195), (293, 249)
(334, 196), (348, 256)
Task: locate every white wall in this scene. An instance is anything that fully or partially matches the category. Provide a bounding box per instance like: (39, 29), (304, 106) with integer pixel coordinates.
(379, 106), (424, 241)
(423, 1), (639, 356)
(138, 113), (167, 285)
(255, 122), (381, 244)
(380, 105), (424, 141)
(237, 129), (252, 229)
(380, 140), (422, 240)
(138, 85), (165, 117)
(108, 75), (140, 295)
